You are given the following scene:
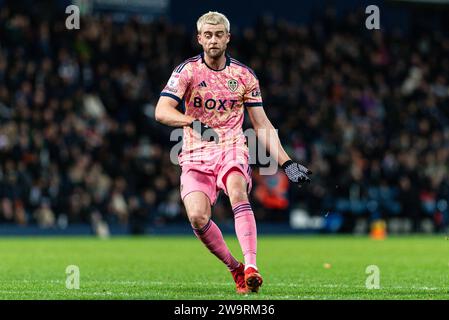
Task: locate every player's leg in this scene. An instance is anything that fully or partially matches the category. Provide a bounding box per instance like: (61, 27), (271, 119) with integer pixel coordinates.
(181, 168), (240, 272)
(183, 190), (247, 293)
(224, 169), (257, 268)
(183, 190), (211, 229)
(223, 168), (263, 292)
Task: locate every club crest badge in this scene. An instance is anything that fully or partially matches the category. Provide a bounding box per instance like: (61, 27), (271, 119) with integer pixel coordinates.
(227, 79), (238, 92)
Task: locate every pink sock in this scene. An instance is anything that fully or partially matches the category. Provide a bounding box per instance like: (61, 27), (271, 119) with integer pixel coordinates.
(192, 219), (240, 271)
(232, 201), (257, 269)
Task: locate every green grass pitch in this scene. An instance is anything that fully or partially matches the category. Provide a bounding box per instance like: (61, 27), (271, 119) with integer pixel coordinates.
(0, 235), (448, 299)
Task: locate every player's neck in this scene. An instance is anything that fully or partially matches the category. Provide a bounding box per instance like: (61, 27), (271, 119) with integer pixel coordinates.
(203, 53), (226, 70)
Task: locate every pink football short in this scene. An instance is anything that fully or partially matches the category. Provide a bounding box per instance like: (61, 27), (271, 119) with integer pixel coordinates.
(179, 146), (252, 205)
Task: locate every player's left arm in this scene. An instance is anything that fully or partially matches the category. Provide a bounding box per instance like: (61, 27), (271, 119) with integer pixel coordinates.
(247, 107), (290, 166)
(247, 107), (312, 185)
(245, 76), (311, 186)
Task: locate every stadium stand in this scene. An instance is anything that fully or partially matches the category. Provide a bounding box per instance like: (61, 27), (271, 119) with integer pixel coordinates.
(0, 1), (448, 234)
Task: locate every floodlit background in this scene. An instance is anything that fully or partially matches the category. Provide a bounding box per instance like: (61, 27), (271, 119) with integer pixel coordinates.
(1, 0), (449, 301)
(0, 0), (448, 237)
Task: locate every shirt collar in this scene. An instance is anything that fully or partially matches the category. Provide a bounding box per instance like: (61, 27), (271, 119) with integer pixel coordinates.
(201, 52), (231, 71)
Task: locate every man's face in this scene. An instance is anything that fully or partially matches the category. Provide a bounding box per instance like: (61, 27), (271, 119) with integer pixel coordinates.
(197, 24), (230, 59)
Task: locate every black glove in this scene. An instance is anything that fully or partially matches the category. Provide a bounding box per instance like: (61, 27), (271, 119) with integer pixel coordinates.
(190, 119), (219, 143)
(281, 160), (312, 186)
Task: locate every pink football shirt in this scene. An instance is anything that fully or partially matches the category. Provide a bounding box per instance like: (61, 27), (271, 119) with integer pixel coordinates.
(161, 52), (263, 165)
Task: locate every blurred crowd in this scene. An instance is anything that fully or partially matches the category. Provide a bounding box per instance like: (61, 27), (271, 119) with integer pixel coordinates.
(0, 4), (448, 232)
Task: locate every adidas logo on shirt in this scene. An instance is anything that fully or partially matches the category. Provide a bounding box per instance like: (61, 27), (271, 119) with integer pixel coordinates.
(198, 81), (207, 87)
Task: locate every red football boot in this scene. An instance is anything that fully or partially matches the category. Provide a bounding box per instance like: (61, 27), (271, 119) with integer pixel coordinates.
(231, 263), (249, 294)
(244, 266), (263, 293)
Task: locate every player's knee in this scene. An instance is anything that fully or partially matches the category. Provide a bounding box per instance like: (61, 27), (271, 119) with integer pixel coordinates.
(228, 188), (248, 204)
(188, 210), (210, 229)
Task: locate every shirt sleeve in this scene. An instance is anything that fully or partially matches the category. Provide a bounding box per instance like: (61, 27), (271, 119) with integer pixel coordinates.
(243, 71), (263, 108)
(160, 64), (191, 104)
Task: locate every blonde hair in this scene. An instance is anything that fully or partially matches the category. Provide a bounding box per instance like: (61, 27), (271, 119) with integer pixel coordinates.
(196, 11), (230, 33)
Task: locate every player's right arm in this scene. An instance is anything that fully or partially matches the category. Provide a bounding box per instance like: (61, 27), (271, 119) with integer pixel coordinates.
(155, 97), (218, 142)
(155, 64), (195, 127)
(155, 62), (218, 141)
(155, 96), (195, 127)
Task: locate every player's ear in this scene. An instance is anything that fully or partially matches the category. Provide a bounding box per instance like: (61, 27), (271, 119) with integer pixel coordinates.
(226, 32), (230, 44)
(197, 33), (202, 45)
